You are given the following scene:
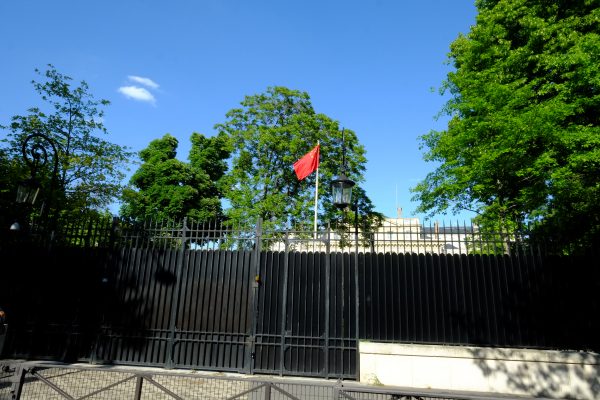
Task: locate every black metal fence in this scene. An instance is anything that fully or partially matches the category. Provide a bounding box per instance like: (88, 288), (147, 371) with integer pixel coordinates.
(0, 361), (531, 400)
(1, 217), (599, 380)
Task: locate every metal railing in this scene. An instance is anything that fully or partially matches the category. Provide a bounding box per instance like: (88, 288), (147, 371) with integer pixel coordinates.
(25, 215), (540, 257)
(0, 361), (537, 400)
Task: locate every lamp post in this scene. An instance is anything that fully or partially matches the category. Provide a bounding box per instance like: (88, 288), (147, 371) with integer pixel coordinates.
(14, 132), (60, 232)
(330, 128), (360, 378)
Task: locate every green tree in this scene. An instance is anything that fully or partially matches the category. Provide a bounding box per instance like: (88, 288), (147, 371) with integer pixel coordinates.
(120, 132), (230, 222)
(412, 0), (600, 251)
(215, 86), (381, 231)
(3, 65), (132, 215)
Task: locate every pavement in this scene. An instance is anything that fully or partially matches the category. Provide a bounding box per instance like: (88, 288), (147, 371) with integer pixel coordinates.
(0, 359), (545, 400)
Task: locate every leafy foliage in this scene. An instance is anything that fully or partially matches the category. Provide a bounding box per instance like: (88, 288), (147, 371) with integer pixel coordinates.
(412, 0), (600, 251)
(216, 86), (382, 231)
(3, 65), (132, 215)
(120, 133), (230, 222)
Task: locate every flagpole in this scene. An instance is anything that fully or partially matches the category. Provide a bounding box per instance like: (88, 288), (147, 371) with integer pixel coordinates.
(313, 141), (320, 239)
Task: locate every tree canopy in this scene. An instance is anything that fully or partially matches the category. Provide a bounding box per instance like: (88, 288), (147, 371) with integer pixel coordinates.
(120, 132), (230, 222)
(216, 86), (381, 231)
(2, 65), (132, 218)
(412, 0), (600, 251)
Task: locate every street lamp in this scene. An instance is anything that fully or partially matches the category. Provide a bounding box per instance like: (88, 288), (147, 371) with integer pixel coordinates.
(15, 178), (41, 205)
(330, 128), (361, 378)
(13, 132), (60, 230)
(331, 129), (355, 209)
(331, 172), (355, 209)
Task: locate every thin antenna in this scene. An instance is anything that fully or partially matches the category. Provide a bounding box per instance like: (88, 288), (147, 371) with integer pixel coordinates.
(395, 184), (398, 212)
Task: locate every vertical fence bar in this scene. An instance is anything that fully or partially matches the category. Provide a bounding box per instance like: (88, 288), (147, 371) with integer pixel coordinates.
(199, 239), (213, 367)
(279, 230), (290, 375)
(264, 383), (272, 400)
(324, 226), (330, 377)
(10, 365), (26, 400)
(209, 246), (224, 368)
(354, 210), (360, 378)
(340, 248), (345, 375)
(90, 216), (119, 364)
(225, 247), (235, 367)
(428, 219), (433, 254)
(134, 375), (144, 400)
(289, 252), (298, 374)
(301, 251), (308, 374)
(247, 218), (263, 374)
(214, 243), (227, 368)
(166, 217), (188, 368)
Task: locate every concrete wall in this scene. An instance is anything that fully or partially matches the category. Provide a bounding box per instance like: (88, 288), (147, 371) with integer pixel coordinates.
(360, 342), (600, 399)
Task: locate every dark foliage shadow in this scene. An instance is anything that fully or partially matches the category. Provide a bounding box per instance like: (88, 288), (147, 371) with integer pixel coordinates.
(0, 240), (174, 366)
(467, 347), (600, 399)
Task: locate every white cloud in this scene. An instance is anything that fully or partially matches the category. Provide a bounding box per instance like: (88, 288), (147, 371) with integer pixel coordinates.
(118, 86), (156, 105)
(128, 75), (159, 90)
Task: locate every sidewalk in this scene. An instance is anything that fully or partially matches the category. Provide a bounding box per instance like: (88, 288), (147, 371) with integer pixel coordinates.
(0, 359), (546, 400)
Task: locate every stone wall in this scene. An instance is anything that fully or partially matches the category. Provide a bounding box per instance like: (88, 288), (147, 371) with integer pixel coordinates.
(360, 342), (600, 399)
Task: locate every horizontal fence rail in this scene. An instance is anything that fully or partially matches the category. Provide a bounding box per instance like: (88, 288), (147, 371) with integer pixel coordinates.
(3, 215), (546, 257)
(0, 361), (533, 400)
(1, 216), (599, 381)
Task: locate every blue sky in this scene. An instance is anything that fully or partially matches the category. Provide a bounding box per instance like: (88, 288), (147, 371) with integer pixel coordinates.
(1, 0), (478, 222)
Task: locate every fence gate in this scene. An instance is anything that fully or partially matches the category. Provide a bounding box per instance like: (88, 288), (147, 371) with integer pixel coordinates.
(91, 219), (358, 379)
(252, 248), (358, 379)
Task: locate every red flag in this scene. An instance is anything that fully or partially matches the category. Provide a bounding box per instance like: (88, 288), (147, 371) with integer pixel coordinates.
(293, 144), (320, 180)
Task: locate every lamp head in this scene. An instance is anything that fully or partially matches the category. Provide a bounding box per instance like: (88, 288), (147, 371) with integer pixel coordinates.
(331, 173), (355, 209)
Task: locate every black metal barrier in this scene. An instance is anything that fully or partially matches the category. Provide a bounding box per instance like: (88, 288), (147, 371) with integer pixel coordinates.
(1, 217), (599, 381)
(0, 361), (538, 400)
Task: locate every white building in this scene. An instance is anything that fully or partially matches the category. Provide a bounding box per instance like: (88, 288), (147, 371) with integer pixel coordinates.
(268, 216), (480, 255)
